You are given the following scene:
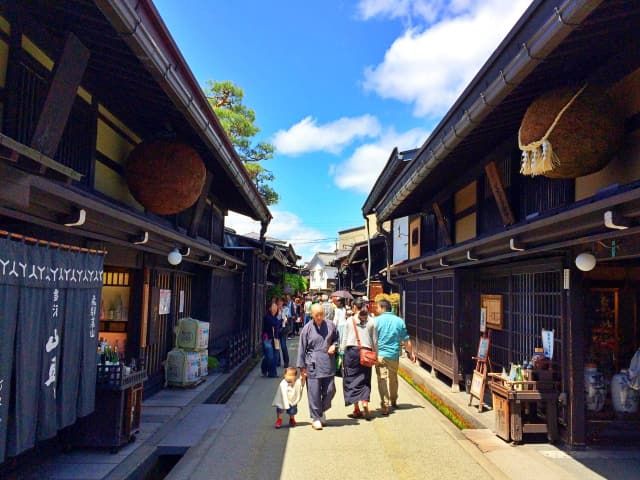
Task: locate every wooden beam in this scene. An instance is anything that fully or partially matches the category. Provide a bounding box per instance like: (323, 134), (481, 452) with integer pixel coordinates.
(30, 33), (90, 158)
(432, 202), (452, 246)
(0, 133), (83, 181)
(484, 161), (515, 226)
(0, 162), (31, 208)
(188, 172), (214, 238)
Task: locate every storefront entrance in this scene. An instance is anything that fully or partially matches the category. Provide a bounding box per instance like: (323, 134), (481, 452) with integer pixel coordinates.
(582, 264), (640, 444)
(143, 269), (193, 395)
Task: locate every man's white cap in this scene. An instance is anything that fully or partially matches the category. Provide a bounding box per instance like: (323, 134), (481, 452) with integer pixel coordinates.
(362, 296), (369, 301)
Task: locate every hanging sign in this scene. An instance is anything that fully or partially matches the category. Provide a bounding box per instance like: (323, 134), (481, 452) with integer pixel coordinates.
(179, 290), (185, 314)
(542, 329), (554, 360)
(159, 289), (171, 315)
(481, 294), (503, 330)
(480, 307), (487, 333)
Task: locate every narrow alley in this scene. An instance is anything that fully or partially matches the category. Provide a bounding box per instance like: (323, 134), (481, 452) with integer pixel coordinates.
(165, 341), (494, 480)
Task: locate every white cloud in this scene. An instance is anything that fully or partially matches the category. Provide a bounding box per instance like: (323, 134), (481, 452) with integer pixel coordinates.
(272, 114), (382, 155)
(332, 127), (428, 194)
(361, 0), (532, 117)
(226, 210), (335, 262)
(357, 0), (475, 23)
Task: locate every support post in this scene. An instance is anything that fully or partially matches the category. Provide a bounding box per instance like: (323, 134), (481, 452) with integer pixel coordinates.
(30, 33), (90, 158)
(188, 172), (214, 238)
(567, 267), (586, 447)
(484, 161), (515, 226)
(432, 202), (452, 246)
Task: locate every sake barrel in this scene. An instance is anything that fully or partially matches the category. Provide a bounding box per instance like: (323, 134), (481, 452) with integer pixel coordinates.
(199, 350), (209, 377)
(165, 348), (200, 386)
(584, 364), (606, 412)
(197, 321), (210, 350)
(611, 370), (639, 415)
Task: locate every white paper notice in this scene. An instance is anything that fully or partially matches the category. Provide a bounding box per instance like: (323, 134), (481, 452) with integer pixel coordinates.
(542, 329), (554, 360)
(159, 289), (171, 315)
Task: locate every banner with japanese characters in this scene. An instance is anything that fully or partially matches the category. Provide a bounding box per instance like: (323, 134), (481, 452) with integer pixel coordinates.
(0, 285), (18, 463)
(0, 237), (103, 461)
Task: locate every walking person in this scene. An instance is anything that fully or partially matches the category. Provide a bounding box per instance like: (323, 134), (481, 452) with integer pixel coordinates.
(341, 299), (376, 419)
(321, 294), (334, 323)
(304, 296), (313, 325)
(261, 302), (281, 378)
(286, 295), (296, 339)
(374, 298), (417, 415)
(332, 296), (348, 377)
(276, 297), (290, 368)
(272, 367), (304, 429)
(297, 303), (339, 430)
(293, 297), (303, 336)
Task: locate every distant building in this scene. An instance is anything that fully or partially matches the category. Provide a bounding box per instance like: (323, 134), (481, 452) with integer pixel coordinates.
(307, 252), (338, 291)
(337, 214), (391, 250)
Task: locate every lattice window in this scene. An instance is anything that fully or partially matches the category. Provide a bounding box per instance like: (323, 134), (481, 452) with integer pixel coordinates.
(434, 275), (454, 367)
(479, 269), (563, 376)
(405, 279), (418, 341)
(103, 269), (131, 287)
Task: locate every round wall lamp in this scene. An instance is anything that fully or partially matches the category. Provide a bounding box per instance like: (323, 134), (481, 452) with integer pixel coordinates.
(575, 252), (596, 272)
(168, 248), (183, 266)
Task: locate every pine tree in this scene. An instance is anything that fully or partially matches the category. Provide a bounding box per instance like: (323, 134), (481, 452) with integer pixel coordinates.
(206, 80), (279, 205)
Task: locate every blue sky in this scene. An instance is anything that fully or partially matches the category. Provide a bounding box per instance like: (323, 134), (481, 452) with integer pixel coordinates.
(155, 0), (531, 260)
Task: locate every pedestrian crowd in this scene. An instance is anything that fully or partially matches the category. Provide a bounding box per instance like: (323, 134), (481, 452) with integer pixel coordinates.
(262, 292), (416, 431)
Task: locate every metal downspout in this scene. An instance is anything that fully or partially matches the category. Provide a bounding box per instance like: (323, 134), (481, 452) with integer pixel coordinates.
(365, 215), (372, 298)
(378, 222), (399, 291)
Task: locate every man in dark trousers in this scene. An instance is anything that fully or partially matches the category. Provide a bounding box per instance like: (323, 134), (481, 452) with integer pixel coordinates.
(297, 303), (338, 430)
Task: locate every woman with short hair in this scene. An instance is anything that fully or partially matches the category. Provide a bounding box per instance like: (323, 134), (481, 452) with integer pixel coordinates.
(340, 299), (377, 419)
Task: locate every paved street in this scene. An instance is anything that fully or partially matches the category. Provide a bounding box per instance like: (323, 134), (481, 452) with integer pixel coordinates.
(171, 341), (495, 480)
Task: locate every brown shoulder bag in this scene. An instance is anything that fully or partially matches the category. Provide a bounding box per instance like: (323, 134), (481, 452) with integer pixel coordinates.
(353, 318), (377, 367)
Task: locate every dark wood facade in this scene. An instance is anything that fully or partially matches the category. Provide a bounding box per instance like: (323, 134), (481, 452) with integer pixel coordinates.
(0, 0), (271, 464)
(365, 1), (640, 447)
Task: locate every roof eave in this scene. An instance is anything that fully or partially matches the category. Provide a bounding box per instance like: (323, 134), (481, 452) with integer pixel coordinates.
(95, 0), (272, 224)
(376, 0), (603, 222)
(362, 147), (398, 215)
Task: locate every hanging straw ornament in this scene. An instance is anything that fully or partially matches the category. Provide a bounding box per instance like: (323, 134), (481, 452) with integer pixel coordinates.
(518, 84), (624, 178)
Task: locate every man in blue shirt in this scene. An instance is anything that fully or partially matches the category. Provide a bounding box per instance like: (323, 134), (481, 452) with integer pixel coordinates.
(374, 299), (416, 415)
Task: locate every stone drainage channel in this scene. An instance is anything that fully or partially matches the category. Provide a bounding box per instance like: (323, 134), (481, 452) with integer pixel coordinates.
(122, 357), (258, 480)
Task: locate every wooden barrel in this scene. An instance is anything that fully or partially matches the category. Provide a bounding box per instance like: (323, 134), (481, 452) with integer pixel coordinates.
(126, 140), (207, 215)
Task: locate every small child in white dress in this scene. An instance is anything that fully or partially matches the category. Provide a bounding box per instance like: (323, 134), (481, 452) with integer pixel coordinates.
(272, 367), (304, 428)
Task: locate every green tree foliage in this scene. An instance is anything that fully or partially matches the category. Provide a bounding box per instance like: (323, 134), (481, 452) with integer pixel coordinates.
(206, 80), (279, 205)
(284, 273), (308, 294)
(267, 274), (308, 301)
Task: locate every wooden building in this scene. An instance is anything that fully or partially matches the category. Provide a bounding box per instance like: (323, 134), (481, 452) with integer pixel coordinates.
(366, 0), (640, 447)
(0, 0), (271, 465)
(224, 231), (300, 354)
(340, 235), (388, 297)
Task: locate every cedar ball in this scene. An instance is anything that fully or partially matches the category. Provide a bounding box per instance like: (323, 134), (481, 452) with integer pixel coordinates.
(126, 141), (207, 215)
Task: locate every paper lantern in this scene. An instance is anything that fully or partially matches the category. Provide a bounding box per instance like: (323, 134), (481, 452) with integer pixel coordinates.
(518, 85), (624, 178)
(126, 141), (207, 215)
(168, 248), (183, 266)
(575, 252), (596, 272)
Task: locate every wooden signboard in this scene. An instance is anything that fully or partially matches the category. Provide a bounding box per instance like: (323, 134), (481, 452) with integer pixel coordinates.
(468, 333), (491, 412)
(481, 294), (503, 330)
(470, 370), (484, 399)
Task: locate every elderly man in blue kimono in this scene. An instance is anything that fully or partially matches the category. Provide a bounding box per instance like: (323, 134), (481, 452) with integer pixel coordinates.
(297, 303), (339, 430)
